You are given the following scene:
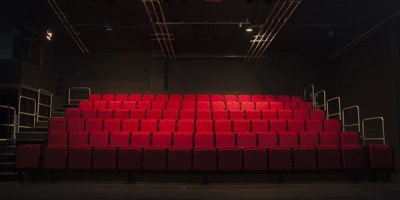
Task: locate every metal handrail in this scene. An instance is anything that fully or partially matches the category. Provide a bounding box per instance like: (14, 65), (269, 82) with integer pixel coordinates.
(37, 88), (53, 122)
(326, 97), (341, 120)
(362, 117), (385, 145)
(0, 105), (16, 141)
(304, 84), (315, 108)
(342, 105), (360, 132)
(315, 89), (326, 111)
(68, 87), (91, 104)
(17, 96), (37, 132)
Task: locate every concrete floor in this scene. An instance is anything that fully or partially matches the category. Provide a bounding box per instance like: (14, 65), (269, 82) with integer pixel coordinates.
(0, 182), (400, 200)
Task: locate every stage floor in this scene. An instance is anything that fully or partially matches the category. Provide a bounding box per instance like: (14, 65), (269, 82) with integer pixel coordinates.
(0, 182), (399, 200)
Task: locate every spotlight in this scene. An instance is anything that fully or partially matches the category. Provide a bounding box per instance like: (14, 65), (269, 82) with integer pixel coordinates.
(46, 30), (53, 41)
(246, 28), (253, 32)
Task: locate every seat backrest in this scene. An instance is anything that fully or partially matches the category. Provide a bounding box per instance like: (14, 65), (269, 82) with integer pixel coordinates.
(251, 120), (268, 132)
(196, 119), (213, 132)
(158, 119), (177, 132)
(85, 119), (103, 131)
(233, 120), (250, 133)
(89, 131), (109, 146)
(269, 119), (287, 132)
(152, 132), (172, 147)
(173, 132), (193, 147)
(279, 132), (298, 147)
(195, 132), (214, 147)
(299, 132), (319, 146)
(258, 132), (277, 147)
(238, 95), (250, 102)
(131, 132), (151, 147)
(140, 119), (158, 132)
(213, 110), (228, 120)
(121, 119), (139, 132)
(224, 95), (237, 102)
(287, 119), (305, 132)
(237, 132), (256, 147)
(69, 131), (89, 146)
(319, 132), (340, 146)
(214, 120), (232, 133)
(104, 119), (121, 132)
(251, 95), (264, 102)
(177, 119), (195, 132)
(216, 132), (235, 147)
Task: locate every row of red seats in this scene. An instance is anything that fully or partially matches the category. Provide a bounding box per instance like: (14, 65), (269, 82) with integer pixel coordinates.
(78, 101), (312, 110)
(17, 144), (393, 171)
(48, 131), (359, 147)
(88, 94), (304, 102)
(66, 109), (325, 120)
(49, 119), (341, 133)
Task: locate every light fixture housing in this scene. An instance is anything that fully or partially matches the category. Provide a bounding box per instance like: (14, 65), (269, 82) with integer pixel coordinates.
(246, 28), (253, 32)
(46, 30), (53, 41)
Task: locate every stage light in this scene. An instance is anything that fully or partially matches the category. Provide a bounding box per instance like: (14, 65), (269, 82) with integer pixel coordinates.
(46, 30), (53, 41)
(246, 28), (253, 32)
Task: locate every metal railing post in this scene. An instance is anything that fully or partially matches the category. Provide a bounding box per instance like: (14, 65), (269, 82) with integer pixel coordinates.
(315, 89), (326, 111)
(362, 117), (385, 145)
(342, 105), (360, 132)
(37, 89), (53, 122)
(304, 84), (315, 108)
(17, 96), (37, 132)
(68, 87), (92, 105)
(0, 105), (16, 141)
(326, 97), (341, 120)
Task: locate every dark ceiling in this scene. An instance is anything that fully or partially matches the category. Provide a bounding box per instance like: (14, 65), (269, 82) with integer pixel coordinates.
(3, 0), (400, 60)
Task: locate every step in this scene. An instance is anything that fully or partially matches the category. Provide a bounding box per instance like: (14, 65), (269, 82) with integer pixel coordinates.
(0, 172), (19, 176)
(0, 153), (15, 156)
(0, 162), (15, 165)
(62, 104), (79, 108)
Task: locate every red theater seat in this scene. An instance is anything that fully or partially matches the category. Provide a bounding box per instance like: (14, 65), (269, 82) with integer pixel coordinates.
(256, 102), (269, 110)
(265, 95), (277, 102)
(212, 102), (225, 110)
(128, 94), (141, 101)
(123, 101), (136, 109)
(270, 102), (283, 110)
(66, 108), (81, 119)
(238, 95), (250, 102)
(237, 132), (256, 147)
(48, 131), (67, 146)
(152, 132), (172, 147)
(291, 95), (304, 102)
(270, 119), (287, 132)
(118, 147), (141, 170)
(194, 148), (217, 171)
(251, 120), (268, 132)
(69, 131), (89, 146)
(114, 109), (130, 119)
(216, 132), (235, 148)
(182, 102), (195, 110)
(213, 110), (228, 120)
(369, 144), (394, 170)
(130, 109), (146, 119)
(79, 101), (93, 110)
(68, 119), (85, 132)
(168, 148), (192, 171)
(108, 101), (121, 109)
(310, 110), (325, 119)
(278, 95), (291, 102)
(262, 110), (277, 119)
(89, 131), (109, 146)
(137, 101), (151, 110)
(288, 119), (305, 132)
(115, 94), (128, 101)
(177, 120), (194, 132)
(169, 94), (182, 102)
(218, 147), (242, 171)
(226, 102), (240, 111)
(317, 146), (341, 170)
(173, 132), (193, 148)
(68, 146), (92, 169)
(214, 120), (232, 133)
(299, 102), (312, 110)
(279, 132), (298, 147)
(44, 146), (67, 169)
(342, 146), (366, 170)
(197, 110), (212, 119)
(197, 94), (209, 102)
(183, 94), (196, 102)
(294, 110), (309, 119)
(122, 119), (139, 132)
(16, 144), (41, 169)
(320, 132), (340, 146)
(163, 110), (179, 120)
(110, 132), (130, 147)
(93, 101), (107, 109)
(284, 102), (298, 110)
(246, 110), (261, 120)
(143, 147), (167, 170)
(234, 120), (250, 133)
(146, 109), (162, 119)
(159, 119), (176, 132)
(93, 146), (116, 170)
(293, 146), (317, 170)
(211, 95), (223, 102)
(258, 132), (278, 147)
(195, 132), (214, 148)
(166, 102), (180, 110)
(140, 119), (158, 132)
(131, 132), (151, 147)
(224, 95), (237, 102)
(306, 120), (323, 132)
(299, 132), (319, 147)
(152, 102), (166, 110)
(269, 147), (292, 171)
(244, 147), (267, 171)
(102, 94), (115, 101)
(156, 94), (168, 102)
(142, 94), (155, 102)
(85, 119), (103, 132)
(97, 109), (113, 119)
(340, 131), (360, 146)
(180, 110), (195, 119)
(89, 94), (101, 101)
(278, 110), (293, 119)
(49, 118), (67, 131)
(241, 102), (255, 110)
(230, 110), (245, 120)
(196, 120), (213, 132)
(197, 102), (210, 110)
(324, 119), (341, 132)
(251, 95), (264, 102)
